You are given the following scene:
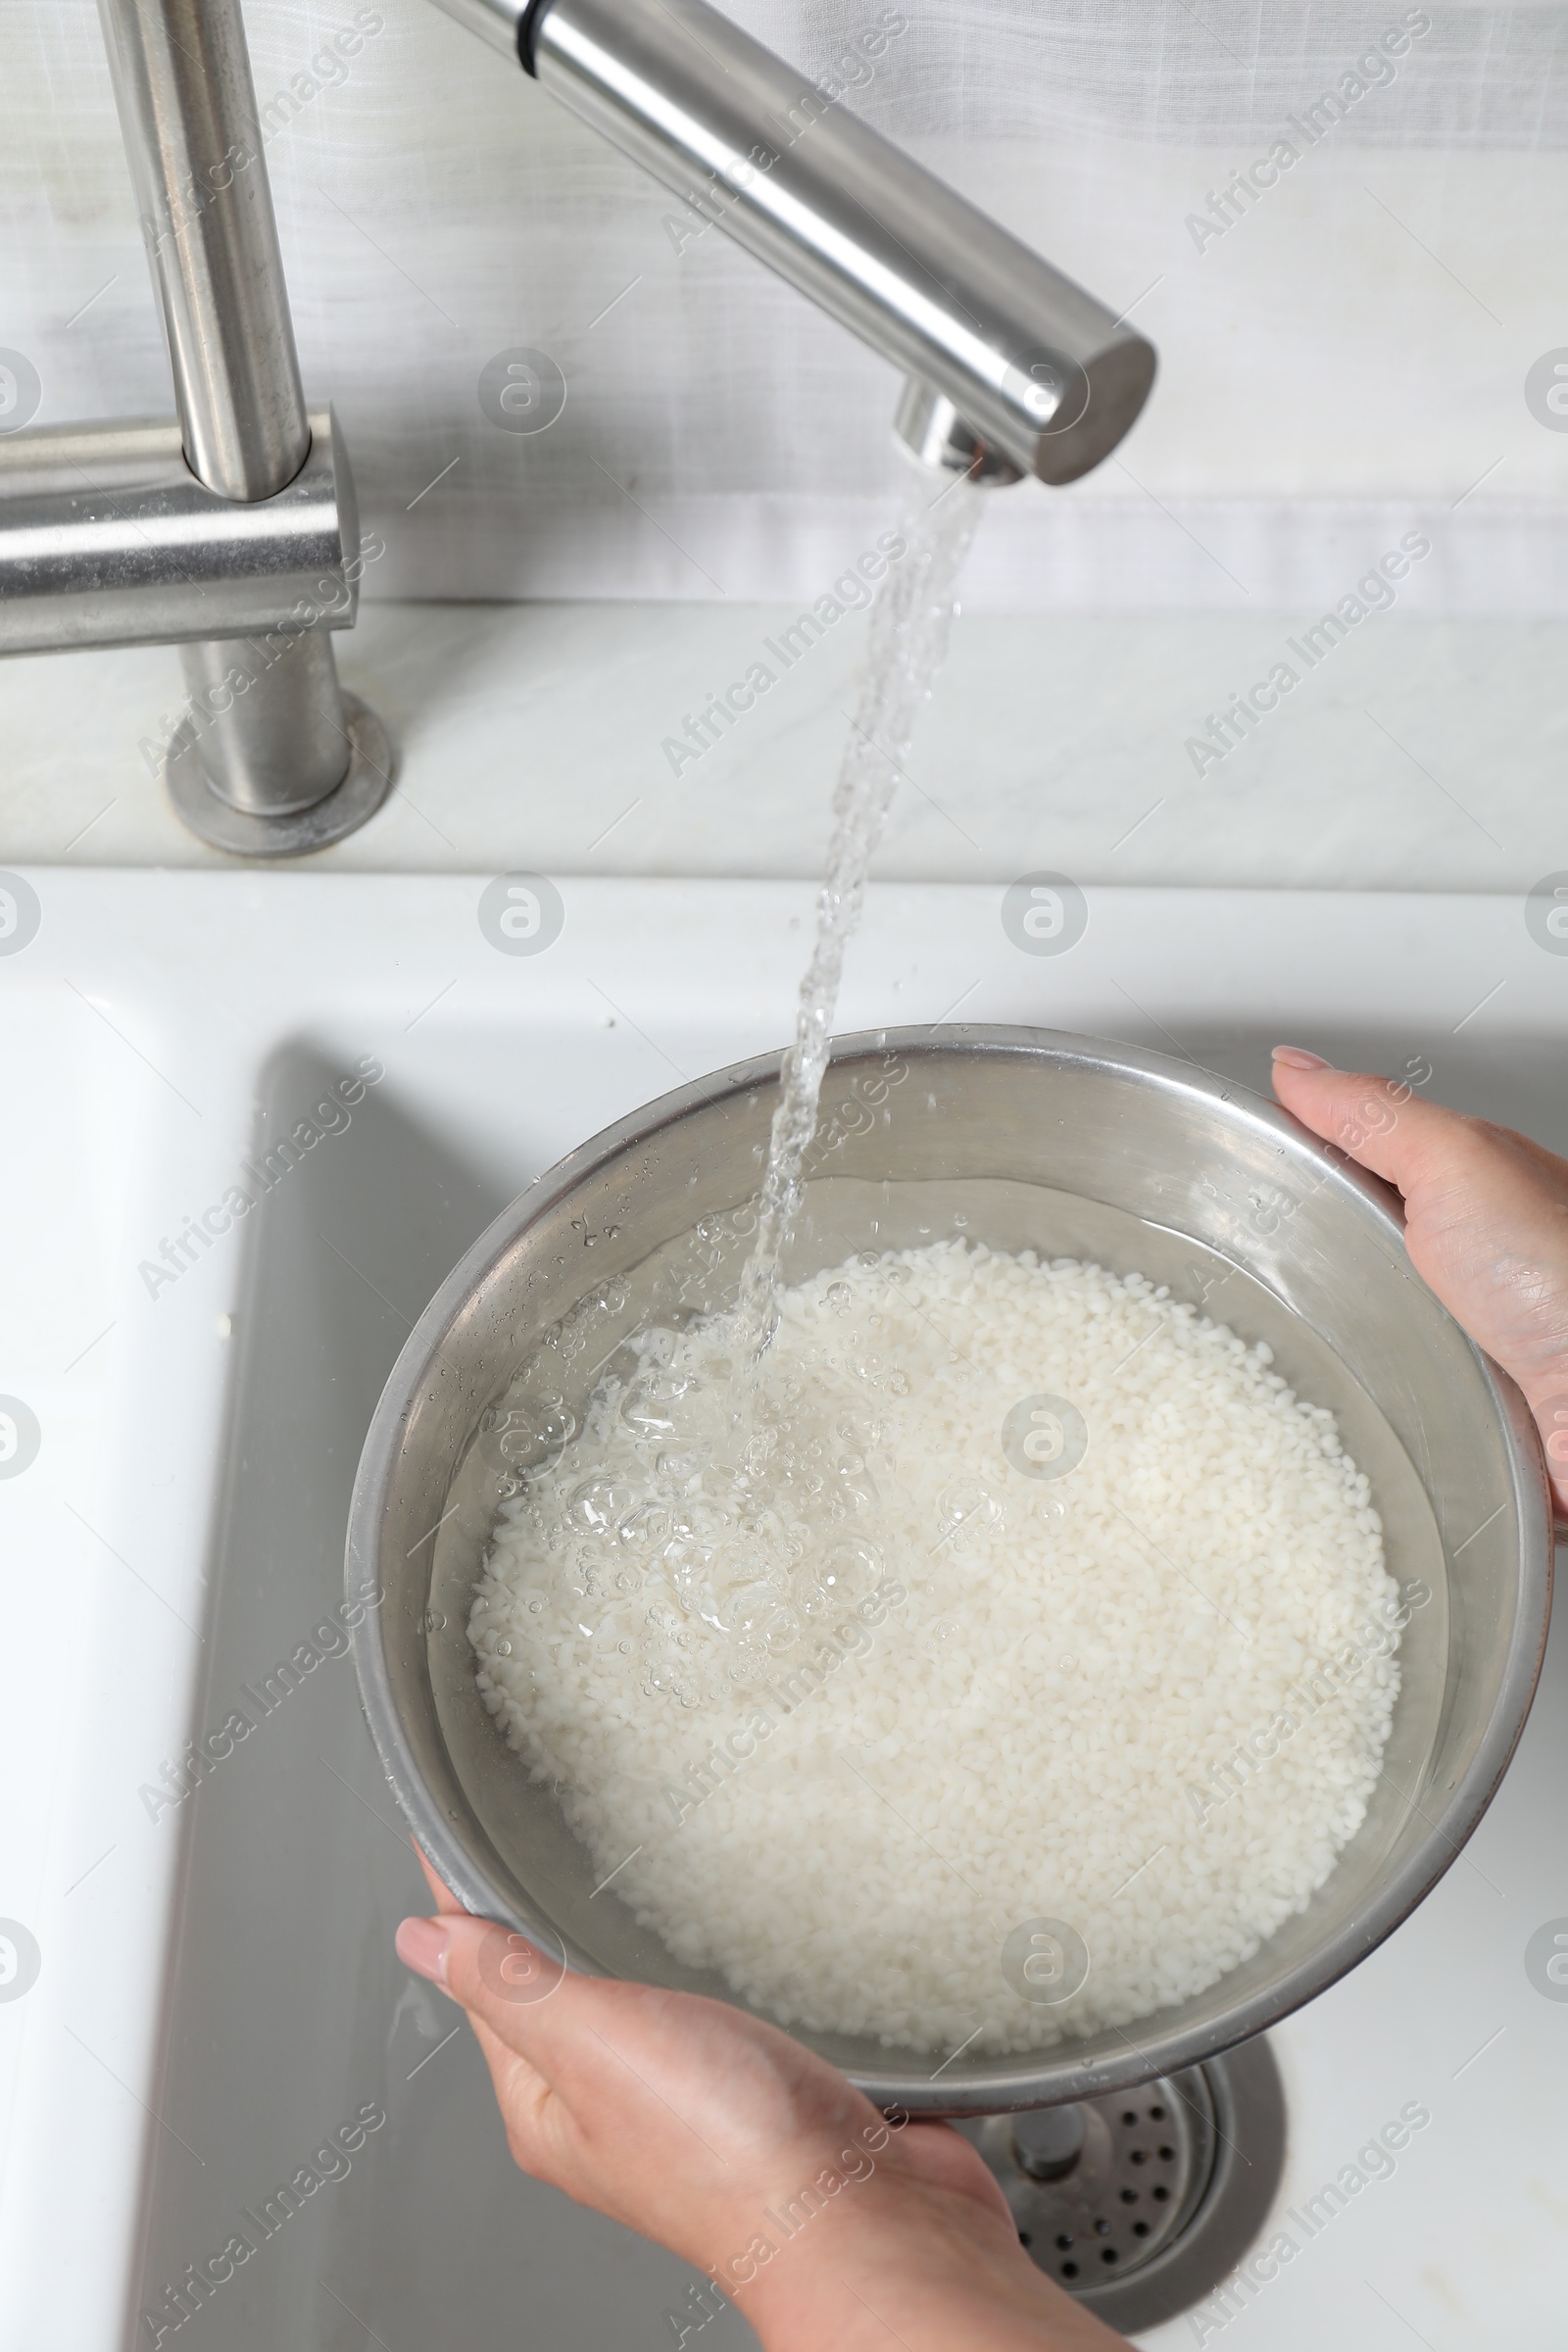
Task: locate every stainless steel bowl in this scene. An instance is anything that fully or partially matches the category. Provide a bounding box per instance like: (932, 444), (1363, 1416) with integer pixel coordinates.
(348, 1026), (1553, 2114)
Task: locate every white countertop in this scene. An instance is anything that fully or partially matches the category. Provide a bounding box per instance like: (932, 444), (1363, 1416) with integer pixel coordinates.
(1, 600), (1564, 895)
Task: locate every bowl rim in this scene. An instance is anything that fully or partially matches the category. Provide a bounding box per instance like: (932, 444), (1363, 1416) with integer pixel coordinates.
(347, 1022), (1555, 2113)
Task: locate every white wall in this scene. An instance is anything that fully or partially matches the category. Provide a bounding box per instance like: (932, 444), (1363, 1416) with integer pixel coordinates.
(2, 0), (1565, 612)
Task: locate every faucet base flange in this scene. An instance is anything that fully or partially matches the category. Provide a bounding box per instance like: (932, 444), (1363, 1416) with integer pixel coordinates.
(165, 691), (395, 858)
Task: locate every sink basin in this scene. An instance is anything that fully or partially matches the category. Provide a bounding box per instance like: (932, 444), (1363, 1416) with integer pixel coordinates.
(2, 872), (1564, 2348)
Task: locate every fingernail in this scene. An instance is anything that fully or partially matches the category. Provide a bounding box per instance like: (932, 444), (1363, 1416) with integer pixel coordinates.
(1272, 1046), (1331, 1071)
(396, 1915), (451, 1987)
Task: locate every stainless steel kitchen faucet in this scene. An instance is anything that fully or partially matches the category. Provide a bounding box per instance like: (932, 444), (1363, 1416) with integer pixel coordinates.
(0, 0), (1156, 857)
(440, 0), (1156, 487)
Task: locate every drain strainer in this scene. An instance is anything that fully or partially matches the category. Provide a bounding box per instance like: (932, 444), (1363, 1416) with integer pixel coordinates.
(956, 2034), (1286, 2333)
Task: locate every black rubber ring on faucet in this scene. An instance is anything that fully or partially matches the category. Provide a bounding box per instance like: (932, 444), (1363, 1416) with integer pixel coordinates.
(517, 0), (555, 74)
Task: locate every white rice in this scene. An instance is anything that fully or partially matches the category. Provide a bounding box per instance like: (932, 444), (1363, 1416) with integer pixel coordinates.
(470, 1242), (1399, 2053)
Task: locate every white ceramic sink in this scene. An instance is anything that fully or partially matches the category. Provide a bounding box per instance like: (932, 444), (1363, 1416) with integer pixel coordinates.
(2, 871), (1565, 2350)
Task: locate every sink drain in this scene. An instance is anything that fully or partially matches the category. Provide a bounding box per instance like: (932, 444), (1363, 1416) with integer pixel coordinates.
(956, 2034), (1286, 2333)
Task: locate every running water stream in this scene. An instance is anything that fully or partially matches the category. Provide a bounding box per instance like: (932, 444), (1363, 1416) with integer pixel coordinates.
(469, 462), (990, 1800)
(730, 471), (982, 1364)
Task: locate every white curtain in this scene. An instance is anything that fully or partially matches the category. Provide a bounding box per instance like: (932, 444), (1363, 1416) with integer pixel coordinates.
(3, 0), (1563, 611)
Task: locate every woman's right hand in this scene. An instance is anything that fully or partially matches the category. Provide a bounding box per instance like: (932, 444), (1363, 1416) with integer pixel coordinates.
(1272, 1048), (1568, 1522)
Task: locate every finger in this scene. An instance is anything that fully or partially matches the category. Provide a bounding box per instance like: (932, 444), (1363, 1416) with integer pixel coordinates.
(464, 2005), (566, 2178)
(420, 1918), (780, 2214)
(396, 1902), (606, 2191)
(414, 1840), (466, 1916)
(395, 1911), (600, 2084)
(1273, 1051), (1568, 1527)
(1270, 1048), (1483, 1196)
(1270, 1048), (1568, 1297)
(396, 1911), (886, 2184)
(402, 1922), (576, 2186)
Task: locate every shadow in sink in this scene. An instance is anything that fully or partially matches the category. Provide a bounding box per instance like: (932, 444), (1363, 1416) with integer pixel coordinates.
(135, 1042), (756, 2352)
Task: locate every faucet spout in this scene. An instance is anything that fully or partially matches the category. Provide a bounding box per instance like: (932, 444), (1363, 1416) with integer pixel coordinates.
(894, 380), (1024, 488)
(432, 0), (1155, 485)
